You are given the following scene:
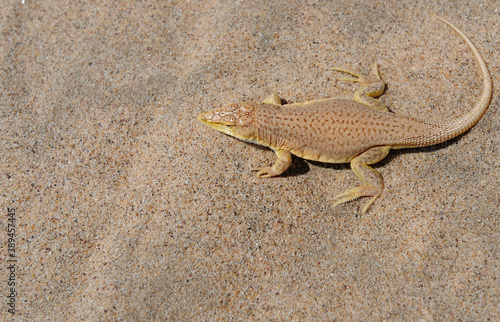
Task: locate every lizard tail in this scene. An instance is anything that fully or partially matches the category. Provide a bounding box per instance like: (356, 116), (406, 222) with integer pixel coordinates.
(402, 14), (492, 147)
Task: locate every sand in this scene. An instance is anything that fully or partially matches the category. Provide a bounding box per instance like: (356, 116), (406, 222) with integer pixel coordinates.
(1, 0), (499, 320)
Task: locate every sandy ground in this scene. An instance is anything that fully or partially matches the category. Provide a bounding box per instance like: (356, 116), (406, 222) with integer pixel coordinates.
(1, 0), (499, 320)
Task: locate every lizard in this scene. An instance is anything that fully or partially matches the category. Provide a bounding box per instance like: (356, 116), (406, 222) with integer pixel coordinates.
(197, 14), (492, 213)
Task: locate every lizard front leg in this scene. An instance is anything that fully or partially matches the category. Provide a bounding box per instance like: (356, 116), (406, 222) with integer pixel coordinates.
(332, 146), (390, 213)
(252, 149), (292, 178)
(262, 93), (282, 105)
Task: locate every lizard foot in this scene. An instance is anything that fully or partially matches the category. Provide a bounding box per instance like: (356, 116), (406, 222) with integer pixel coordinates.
(331, 63), (382, 84)
(332, 185), (381, 214)
(251, 149), (292, 178)
(332, 63), (387, 111)
(251, 166), (281, 178)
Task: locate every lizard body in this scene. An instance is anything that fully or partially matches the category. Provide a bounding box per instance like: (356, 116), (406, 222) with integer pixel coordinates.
(197, 15), (492, 213)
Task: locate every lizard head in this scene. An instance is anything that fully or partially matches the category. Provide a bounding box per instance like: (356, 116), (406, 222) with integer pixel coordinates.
(198, 102), (258, 143)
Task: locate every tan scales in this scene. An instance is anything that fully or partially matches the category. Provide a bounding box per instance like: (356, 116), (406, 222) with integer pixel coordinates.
(198, 15), (492, 213)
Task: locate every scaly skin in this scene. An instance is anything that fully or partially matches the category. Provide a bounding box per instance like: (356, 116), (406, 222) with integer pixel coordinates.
(197, 15), (492, 213)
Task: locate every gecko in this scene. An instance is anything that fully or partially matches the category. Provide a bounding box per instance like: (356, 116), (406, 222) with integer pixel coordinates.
(197, 15), (492, 213)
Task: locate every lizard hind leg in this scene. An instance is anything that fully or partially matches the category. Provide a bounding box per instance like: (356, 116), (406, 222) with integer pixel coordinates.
(332, 146), (391, 213)
(332, 63), (388, 111)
